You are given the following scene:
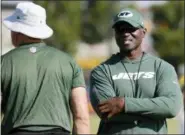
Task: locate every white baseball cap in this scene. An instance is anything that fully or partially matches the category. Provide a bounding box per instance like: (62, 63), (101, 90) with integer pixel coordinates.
(3, 2), (53, 39)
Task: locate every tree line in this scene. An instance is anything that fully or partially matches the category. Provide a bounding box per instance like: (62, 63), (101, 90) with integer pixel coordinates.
(34, 1), (184, 67)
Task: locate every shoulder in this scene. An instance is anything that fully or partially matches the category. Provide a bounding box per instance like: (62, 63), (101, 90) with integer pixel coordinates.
(46, 45), (70, 57)
(154, 56), (175, 71)
(145, 53), (162, 63)
(159, 60), (176, 77)
(148, 54), (176, 77)
(1, 48), (17, 61)
(46, 45), (75, 62)
(145, 53), (174, 70)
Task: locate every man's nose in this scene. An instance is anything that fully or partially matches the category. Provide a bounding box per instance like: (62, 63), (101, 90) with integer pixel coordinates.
(120, 31), (130, 37)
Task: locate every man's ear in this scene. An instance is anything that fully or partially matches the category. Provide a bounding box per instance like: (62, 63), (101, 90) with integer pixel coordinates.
(142, 28), (147, 37)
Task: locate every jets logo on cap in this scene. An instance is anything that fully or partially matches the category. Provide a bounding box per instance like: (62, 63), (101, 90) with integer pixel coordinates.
(118, 11), (133, 18)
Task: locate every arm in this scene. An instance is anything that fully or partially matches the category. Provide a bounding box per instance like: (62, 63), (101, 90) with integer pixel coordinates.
(70, 87), (90, 134)
(70, 59), (90, 134)
(90, 66), (116, 118)
(124, 63), (183, 119)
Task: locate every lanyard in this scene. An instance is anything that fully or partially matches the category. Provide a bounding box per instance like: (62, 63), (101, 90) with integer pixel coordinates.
(121, 52), (145, 97)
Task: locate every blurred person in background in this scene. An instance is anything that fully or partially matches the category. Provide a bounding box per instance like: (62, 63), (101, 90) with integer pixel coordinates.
(90, 8), (183, 134)
(1, 2), (90, 135)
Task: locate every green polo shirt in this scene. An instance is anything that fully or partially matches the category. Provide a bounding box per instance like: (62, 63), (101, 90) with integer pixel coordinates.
(1, 42), (85, 135)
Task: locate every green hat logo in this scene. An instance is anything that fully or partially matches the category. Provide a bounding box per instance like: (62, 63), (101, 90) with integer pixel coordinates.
(117, 11), (133, 18)
(112, 8), (144, 28)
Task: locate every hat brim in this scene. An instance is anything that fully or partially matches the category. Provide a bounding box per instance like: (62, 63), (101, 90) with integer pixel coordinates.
(112, 19), (141, 28)
(3, 14), (53, 39)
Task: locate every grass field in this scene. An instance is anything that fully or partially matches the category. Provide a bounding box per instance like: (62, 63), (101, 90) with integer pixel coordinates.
(90, 114), (181, 134)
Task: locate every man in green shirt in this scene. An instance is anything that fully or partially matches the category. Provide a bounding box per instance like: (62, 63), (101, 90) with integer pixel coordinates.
(1, 2), (90, 135)
(90, 8), (183, 134)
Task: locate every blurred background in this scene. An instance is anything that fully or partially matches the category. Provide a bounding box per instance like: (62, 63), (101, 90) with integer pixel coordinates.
(1, 0), (184, 134)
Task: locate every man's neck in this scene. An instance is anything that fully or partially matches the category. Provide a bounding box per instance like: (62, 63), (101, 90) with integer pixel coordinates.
(17, 40), (42, 47)
(120, 48), (143, 60)
(15, 35), (42, 47)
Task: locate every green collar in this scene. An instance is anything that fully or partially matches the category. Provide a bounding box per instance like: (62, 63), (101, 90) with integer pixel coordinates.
(18, 42), (46, 49)
(119, 52), (146, 63)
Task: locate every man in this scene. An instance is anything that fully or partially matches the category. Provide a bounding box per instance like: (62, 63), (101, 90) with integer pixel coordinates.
(1, 2), (90, 135)
(90, 8), (183, 134)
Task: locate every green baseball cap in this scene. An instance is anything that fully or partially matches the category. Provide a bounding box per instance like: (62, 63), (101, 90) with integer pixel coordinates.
(112, 8), (145, 28)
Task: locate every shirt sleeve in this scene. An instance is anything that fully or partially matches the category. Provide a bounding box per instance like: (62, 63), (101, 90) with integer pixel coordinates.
(124, 62), (183, 119)
(1, 55), (10, 94)
(89, 65), (116, 117)
(1, 54), (11, 113)
(71, 59), (86, 88)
